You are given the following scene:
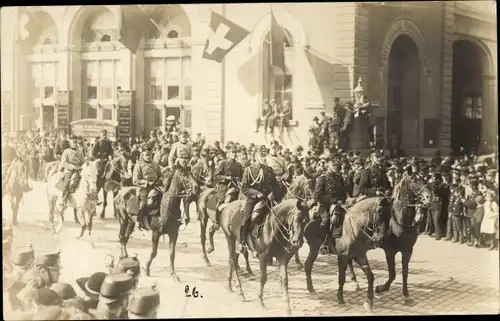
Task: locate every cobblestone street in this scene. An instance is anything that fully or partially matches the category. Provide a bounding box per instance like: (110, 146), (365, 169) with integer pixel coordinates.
(4, 182), (500, 317)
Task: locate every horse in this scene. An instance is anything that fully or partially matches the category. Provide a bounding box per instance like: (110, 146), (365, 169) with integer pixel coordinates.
(218, 198), (312, 315)
(374, 174), (434, 305)
(97, 156), (126, 220)
(114, 166), (198, 279)
(46, 161), (100, 244)
(43, 161), (60, 183)
(182, 157), (214, 225)
(300, 175), (432, 312)
(2, 160), (30, 226)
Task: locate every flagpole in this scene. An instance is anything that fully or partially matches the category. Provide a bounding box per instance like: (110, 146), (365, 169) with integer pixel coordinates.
(220, 3), (226, 144)
(135, 5), (166, 37)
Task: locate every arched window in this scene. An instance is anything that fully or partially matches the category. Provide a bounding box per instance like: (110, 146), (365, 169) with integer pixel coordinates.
(83, 10), (117, 44)
(262, 28), (294, 117)
(167, 29), (179, 39)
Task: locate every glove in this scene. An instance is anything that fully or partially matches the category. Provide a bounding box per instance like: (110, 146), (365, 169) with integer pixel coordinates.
(256, 192), (265, 200)
(225, 175), (232, 180)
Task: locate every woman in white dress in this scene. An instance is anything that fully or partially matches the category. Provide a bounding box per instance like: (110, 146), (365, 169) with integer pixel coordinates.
(480, 190), (499, 250)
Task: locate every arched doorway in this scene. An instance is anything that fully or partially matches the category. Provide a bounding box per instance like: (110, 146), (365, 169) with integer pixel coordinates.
(141, 5), (193, 135)
(451, 40), (486, 155)
(24, 10), (58, 131)
(387, 35), (421, 150)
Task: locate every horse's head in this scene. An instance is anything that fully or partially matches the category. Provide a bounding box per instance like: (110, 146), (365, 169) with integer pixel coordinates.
(81, 160), (100, 197)
(287, 175), (316, 204)
(285, 199), (312, 249)
(409, 175), (433, 206)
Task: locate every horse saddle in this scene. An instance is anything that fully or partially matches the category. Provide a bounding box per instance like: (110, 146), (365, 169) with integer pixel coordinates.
(329, 204), (347, 238)
(224, 187), (239, 203)
(146, 189), (162, 209)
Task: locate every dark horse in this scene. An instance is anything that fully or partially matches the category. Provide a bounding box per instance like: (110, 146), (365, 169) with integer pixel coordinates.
(197, 174), (314, 271)
(218, 198), (312, 315)
(299, 174), (432, 312)
(375, 175), (434, 304)
(182, 157), (214, 225)
(97, 156), (126, 220)
(114, 167), (198, 279)
(2, 160), (30, 226)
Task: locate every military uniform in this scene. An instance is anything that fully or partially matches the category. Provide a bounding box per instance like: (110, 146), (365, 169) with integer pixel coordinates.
(168, 140), (193, 168)
(92, 137), (114, 160)
(133, 153), (162, 230)
(314, 167), (347, 237)
(58, 138), (85, 206)
(355, 159), (391, 197)
(5, 247), (35, 311)
(214, 151), (243, 222)
(239, 146), (282, 251)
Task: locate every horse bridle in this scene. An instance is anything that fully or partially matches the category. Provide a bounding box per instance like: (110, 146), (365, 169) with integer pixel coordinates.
(263, 201), (306, 253)
(392, 178), (428, 228)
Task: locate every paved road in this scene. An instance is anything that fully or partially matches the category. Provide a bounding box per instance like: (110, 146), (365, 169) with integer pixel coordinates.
(3, 182), (499, 317)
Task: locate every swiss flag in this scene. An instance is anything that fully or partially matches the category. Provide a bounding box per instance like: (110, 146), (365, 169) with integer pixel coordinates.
(202, 10), (250, 63)
(17, 8), (39, 48)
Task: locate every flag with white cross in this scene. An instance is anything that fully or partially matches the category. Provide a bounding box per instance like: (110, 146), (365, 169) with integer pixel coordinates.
(202, 10), (250, 63)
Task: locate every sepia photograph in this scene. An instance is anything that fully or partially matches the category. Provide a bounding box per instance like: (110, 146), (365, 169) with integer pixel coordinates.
(1, 1), (498, 319)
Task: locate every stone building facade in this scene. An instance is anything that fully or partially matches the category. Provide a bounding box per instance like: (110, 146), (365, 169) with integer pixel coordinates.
(1, 2), (497, 155)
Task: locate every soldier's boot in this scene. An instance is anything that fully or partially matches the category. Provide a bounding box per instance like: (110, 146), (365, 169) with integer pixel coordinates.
(237, 220), (251, 254)
(136, 200), (147, 231)
(445, 217), (453, 241)
(214, 201), (223, 226)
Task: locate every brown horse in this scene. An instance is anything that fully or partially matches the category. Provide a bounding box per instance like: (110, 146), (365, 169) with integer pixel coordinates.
(97, 156), (126, 220)
(2, 160), (30, 226)
(375, 175), (434, 305)
(182, 157), (214, 225)
(114, 167), (198, 280)
(300, 175), (432, 312)
(197, 174), (314, 271)
(218, 198), (312, 315)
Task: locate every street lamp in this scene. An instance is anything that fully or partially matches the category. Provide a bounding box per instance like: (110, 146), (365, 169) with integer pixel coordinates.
(352, 77), (370, 118)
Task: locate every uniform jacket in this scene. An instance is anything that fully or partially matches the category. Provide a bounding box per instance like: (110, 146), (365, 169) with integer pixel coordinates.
(315, 171), (347, 206)
(214, 159), (243, 185)
(241, 162), (281, 201)
(352, 168), (368, 197)
(449, 196), (465, 217)
(59, 148), (85, 171)
(266, 154), (287, 177)
(92, 138), (113, 160)
(168, 142), (193, 167)
(132, 161), (162, 189)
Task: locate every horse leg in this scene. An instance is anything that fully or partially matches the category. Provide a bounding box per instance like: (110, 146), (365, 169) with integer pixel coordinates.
(145, 230), (160, 277)
(118, 213), (128, 259)
(278, 256), (291, 316)
(305, 239), (321, 294)
(375, 249), (397, 294)
(243, 250), (254, 276)
(199, 207), (211, 266)
(77, 209), (86, 239)
(234, 253), (241, 271)
(402, 248), (414, 304)
(228, 235), (245, 299)
(100, 190), (107, 219)
(74, 208), (80, 224)
(11, 196), (20, 226)
(87, 210), (95, 248)
(168, 232), (181, 282)
(294, 252), (303, 270)
(257, 254), (268, 309)
(337, 255), (349, 305)
(348, 258), (361, 291)
(353, 254), (374, 313)
(207, 224), (219, 254)
(224, 234), (235, 293)
(121, 216), (135, 259)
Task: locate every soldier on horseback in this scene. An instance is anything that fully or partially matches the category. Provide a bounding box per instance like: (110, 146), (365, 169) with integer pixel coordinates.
(238, 145), (282, 254)
(356, 151), (391, 198)
(314, 157), (347, 239)
(266, 141), (287, 201)
(92, 129), (113, 161)
(58, 135), (85, 208)
(214, 148), (243, 223)
(133, 148), (163, 231)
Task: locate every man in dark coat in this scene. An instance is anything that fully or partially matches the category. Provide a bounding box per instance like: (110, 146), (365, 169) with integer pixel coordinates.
(92, 129), (114, 161)
(213, 148), (243, 223)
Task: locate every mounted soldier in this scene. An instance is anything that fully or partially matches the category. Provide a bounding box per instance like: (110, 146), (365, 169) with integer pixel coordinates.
(266, 141), (287, 202)
(314, 157), (347, 243)
(57, 135), (85, 209)
(214, 147), (243, 223)
(133, 148), (163, 231)
(238, 145), (282, 254)
(353, 151), (391, 199)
